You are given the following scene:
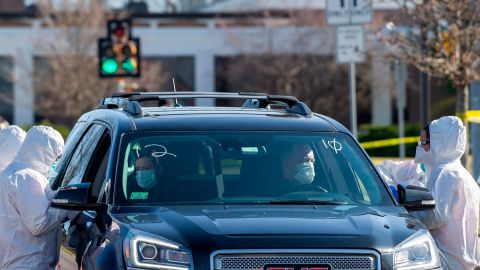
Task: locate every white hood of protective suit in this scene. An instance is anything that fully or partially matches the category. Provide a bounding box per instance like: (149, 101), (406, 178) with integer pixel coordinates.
(429, 116), (466, 167)
(13, 125), (64, 177)
(0, 126), (65, 270)
(0, 125), (25, 172)
(414, 116), (480, 270)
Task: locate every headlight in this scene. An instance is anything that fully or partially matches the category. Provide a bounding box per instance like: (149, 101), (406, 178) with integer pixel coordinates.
(393, 229), (441, 270)
(123, 229), (193, 270)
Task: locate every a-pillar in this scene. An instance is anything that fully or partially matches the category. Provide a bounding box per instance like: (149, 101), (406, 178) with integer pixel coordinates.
(194, 52), (215, 106)
(371, 59), (392, 125)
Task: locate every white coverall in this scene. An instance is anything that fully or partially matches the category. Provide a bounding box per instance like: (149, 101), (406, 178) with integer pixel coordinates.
(377, 159), (427, 188)
(417, 116), (480, 270)
(0, 125), (26, 172)
(0, 126), (65, 270)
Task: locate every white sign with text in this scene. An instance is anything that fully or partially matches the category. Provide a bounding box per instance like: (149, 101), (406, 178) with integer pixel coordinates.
(326, 0), (373, 25)
(336, 25), (365, 63)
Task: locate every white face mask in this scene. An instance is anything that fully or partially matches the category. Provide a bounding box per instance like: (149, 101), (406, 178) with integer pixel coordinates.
(414, 146), (433, 165)
(294, 162), (315, 184)
(136, 170), (156, 189)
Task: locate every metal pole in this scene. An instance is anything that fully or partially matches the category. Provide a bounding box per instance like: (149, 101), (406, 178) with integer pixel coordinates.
(117, 77), (125, 93)
(349, 62), (357, 138)
(419, 28), (430, 126)
(396, 60), (407, 160)
(398, 106), (405, 159)
(419, 72), (430, 126)
(471, 81), (480, 182)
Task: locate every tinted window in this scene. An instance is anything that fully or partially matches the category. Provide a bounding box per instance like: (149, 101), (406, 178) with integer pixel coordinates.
(49, 122), (86, 186)
(61, 124), (105, 186)
(116, 132), (392, 206)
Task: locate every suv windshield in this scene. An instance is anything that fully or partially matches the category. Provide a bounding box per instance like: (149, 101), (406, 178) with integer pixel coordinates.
(115, 131), (393, 206)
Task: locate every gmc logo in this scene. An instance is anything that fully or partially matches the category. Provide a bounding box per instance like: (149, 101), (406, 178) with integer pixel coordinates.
(265, 266), (330, 270)
(266, 268), (329, 270)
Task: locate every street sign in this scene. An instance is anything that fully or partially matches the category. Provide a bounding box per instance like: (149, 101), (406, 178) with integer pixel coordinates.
(336, 25), (365, 63)
(326, 0), (373, 25)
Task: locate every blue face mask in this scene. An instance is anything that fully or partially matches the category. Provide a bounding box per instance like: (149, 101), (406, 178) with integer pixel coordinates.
(136, 170), (156, 189)
(294, 162), (315, 184)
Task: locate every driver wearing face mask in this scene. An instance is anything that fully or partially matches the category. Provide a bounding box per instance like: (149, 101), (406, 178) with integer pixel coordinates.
(274, 142), (326, 195)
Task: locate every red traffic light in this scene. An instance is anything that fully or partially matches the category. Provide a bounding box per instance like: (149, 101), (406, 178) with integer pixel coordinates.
(113, 25), (125, 39)
(108, 20), (131, 42)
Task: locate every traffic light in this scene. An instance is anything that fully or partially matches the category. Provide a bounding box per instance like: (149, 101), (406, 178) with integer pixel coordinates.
(120, 40), (139, 74)
(108, 20), (131, 43)
(98, 19), (141, 78)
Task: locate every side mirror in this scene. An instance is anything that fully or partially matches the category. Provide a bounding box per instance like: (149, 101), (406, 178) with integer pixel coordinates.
(51, 183), (98, 211)
(397, 184), (435, 211)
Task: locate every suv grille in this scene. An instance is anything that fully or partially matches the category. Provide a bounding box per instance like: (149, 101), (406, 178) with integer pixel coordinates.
(212, 251), (378, 270)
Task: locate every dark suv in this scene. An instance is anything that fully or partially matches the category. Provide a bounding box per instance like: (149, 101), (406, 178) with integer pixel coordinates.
(51, 92), (445, 270)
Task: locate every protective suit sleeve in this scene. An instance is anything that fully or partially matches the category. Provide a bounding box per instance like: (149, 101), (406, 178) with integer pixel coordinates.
(13, 173), (65, 236)
(413, 172), (456, 230)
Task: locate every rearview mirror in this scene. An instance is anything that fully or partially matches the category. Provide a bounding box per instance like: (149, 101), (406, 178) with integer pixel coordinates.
(51, 183), (98, 211)
(397, 184), (435, 212)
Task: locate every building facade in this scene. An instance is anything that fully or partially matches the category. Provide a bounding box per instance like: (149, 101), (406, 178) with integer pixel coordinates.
(0, 1), (441, 127)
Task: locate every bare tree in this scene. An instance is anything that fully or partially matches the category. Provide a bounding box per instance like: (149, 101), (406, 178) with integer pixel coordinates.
(217, 8), (372, 127)
(34, 0), (169, 124)
(34, 0), (115, 122)
(380, 0), (480, 116)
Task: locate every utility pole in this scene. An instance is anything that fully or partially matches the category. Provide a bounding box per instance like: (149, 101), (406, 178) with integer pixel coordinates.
(471, 82), (480, 181)
(419, 27), (430, 126)
(396, 60), (407, 159)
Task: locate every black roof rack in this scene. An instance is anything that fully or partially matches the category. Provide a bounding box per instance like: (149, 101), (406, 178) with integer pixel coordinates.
(99, 92), (312, 117)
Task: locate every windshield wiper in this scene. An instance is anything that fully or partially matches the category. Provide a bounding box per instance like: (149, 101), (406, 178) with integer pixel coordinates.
(266, 199), (348, 205)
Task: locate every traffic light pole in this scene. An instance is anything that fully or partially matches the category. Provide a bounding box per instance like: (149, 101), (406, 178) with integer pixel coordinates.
(419, 28), (430, 126)
(117, 77), (125, 93)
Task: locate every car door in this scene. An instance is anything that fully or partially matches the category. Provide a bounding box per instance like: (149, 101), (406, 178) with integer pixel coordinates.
(53, 123), (110, 270)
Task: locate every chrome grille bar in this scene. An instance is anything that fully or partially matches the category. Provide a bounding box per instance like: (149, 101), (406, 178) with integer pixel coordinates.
(210, 249), (380, 270)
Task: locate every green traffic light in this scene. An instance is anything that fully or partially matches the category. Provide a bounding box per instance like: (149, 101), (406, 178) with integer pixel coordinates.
(122, 58), (137, 73)
(102, 58), (118, 74)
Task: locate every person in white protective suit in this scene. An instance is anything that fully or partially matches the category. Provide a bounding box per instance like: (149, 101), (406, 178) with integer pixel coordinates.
(0, 125), (26, 172)
(377, 124), (434, 190)
(0, 126), (66, 270)
(414, 116), (480, 270)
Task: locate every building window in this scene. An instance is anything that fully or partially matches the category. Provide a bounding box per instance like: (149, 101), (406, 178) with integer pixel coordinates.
(0, 57), (13, 123)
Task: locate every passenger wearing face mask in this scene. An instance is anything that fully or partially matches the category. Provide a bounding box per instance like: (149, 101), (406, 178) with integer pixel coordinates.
(128, 155), (166, 201)
(412, 116), (480, 270)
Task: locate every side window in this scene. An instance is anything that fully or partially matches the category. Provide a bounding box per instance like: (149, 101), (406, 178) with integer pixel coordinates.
(84, 132), (112, 202)
(61, 124), (105, 187)
(49, 122), (86, 187)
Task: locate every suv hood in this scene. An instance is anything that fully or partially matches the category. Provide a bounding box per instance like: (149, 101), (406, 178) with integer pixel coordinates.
(114, 205), (422, 253)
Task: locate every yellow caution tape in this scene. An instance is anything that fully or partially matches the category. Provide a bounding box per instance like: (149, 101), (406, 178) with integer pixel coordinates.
(465, 110), (480, 123)
(457, 110), (480, 123)
(361, 110), (480, 150)
(360, 136), (419, 149)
